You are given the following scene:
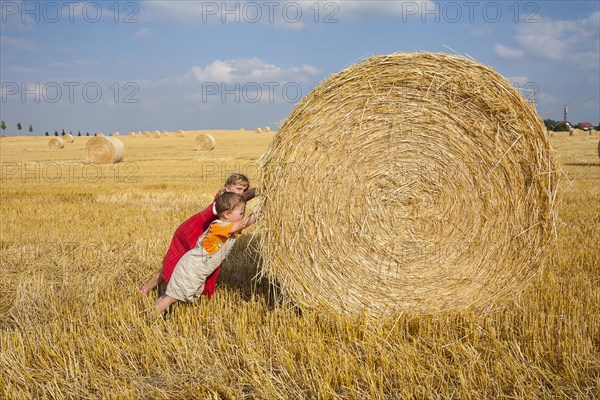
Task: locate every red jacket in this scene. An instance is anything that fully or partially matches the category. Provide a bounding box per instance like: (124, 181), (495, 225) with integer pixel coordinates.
(161, 197), (220, 298)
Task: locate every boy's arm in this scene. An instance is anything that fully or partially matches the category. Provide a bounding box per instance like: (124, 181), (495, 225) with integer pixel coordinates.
(230, 213), (257, 234)
(241, 187), (256, 202)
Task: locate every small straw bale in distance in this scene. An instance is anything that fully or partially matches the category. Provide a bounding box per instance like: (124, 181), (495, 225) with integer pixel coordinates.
(258, 52), (559, 317)
(175, 129), (185, 137)
(63, 133), (74, 143)
(97, 132), (105, 137)
(84, 136), (125, 164)
(161, 131), (168, 136)
(113, 131), (120, 136)
(143, 131), (151, 137)
(194, 133), (216, 150)
(151, 130), (161, 138)
(255, 127), (262, 133)
(264, 126), (271, 132)
(128, 132), (136, 137)
(48, 137), (65, 149)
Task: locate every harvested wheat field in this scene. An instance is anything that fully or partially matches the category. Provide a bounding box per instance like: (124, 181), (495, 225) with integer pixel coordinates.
(0, 126), (598, 398)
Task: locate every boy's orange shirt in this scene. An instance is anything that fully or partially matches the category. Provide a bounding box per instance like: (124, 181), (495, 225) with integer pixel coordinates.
(201, 221), (240, 254)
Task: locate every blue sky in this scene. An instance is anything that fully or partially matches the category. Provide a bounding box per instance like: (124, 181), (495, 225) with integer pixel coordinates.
(1, 0), (599, 135)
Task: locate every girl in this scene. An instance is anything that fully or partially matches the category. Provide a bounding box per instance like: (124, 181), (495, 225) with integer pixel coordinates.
(140, 174), (256, 297)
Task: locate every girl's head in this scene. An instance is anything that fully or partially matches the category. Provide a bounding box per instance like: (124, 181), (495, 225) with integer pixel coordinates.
(224, 173), (250, 195)
(214, 192), (246, 221)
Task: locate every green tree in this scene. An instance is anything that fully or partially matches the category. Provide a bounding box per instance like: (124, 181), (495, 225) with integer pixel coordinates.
(61, 129), (65, 136)
(45, 132), (49, 136)
(54, 130), (59, 136)
(1, 120), (6, 134)
(17, 122), (22, 133)
(543, 119), (556, 131)
(29, 124), (33, 134)
(78, 131), (81, 137)
(86, 132), (89, 136)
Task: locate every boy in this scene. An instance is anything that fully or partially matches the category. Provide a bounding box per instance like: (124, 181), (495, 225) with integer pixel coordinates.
(155, 192), (257, 314)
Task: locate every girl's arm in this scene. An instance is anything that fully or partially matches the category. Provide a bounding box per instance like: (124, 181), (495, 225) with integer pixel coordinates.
(241, 187), (256, 202)
(230, 213), (257, 234)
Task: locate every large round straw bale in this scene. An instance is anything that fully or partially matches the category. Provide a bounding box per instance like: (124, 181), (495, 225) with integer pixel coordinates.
(258, 52), (559, 316)
(194, 134), (216, 150)
(48, 138), (64, 149)
(175, 130), (185, 137)
(85, 136), (125, 164)
(63, 134), (74, 143)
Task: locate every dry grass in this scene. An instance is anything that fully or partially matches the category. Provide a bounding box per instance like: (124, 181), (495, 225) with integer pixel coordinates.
(0, 129), (598, 399)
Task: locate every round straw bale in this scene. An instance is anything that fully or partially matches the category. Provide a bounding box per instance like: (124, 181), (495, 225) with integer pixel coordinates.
(63, 134), (74, 143)
(151, 130), (160, 138)
(97, 132), (105, 137)
(48, 137), (64, 149)
(143, 131), (151, 137)
(194, 134), (216, 150)
(113, 131), (120, 136)
(257, 52), (559, 316)
(597, 140), (600, 160)
(264, 126), (271, 132)
(85, 136), (125, 164)
(161, 131), (168, 136)
(128, 132), (136, 137)
(175, 130), (185, 137)
(255, 127), (262, 133)
(240, 128), (246, 131)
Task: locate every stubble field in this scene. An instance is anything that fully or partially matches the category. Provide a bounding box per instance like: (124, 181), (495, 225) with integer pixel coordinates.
(0, 130), (598, 399)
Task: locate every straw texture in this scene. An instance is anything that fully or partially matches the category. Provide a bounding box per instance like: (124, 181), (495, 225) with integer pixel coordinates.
(257, 52), (559, 316)
(195, 134), (216, 150)
(85, 136), (125, 164)
(63, 134), (74, 143)
(48, 138), (64, 149)
(175, 130), (185, 137)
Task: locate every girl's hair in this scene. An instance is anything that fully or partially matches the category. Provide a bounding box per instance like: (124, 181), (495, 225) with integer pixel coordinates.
(225, 173), (249, 187)
(217, 173), (250, 196)
(214, 192), (245, 216)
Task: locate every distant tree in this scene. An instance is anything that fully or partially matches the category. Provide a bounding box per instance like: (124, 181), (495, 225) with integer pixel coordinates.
(28, 124), (33, 133)
(45, 131), (49, 136)
(1, 120), (6, 133)
(554, 122), (571, 132)
(77, 131), (81, 136)
(543, 119), (557, 131)
(17, 122), (22, 133)
(54, 130), (59, 136)
(86, 132), (89, 136)
(595, 123), (600, 131)
(61, 129), (65, 136)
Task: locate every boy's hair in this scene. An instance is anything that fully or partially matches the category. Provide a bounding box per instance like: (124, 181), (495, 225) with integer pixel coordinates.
(225, 173), (249, 187)
(215, 192), (245, 217)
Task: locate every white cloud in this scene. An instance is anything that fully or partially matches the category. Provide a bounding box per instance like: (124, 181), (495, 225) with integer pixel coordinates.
(494, 44), (524, 58)
(133, 28), (151, 39)
(1, 35), (41, 50)
(507, 76), (529, 86)
(141, 0), (436, 28)
(496, 11), (600, 68)
(189, 58), (320, 84)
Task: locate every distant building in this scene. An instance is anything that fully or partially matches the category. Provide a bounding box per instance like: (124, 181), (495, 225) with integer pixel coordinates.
(576, 122), (593, 131)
